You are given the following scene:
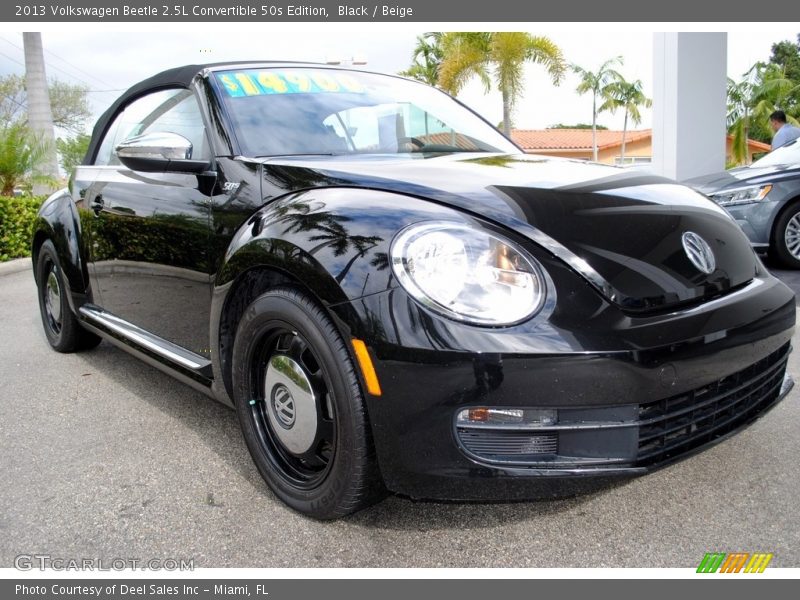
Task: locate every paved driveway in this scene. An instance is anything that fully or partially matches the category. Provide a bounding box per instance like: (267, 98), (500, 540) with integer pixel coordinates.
(1, 261), (798, 568)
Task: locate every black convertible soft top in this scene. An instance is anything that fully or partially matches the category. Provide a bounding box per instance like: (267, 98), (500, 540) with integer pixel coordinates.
(82, 61), (320, 164)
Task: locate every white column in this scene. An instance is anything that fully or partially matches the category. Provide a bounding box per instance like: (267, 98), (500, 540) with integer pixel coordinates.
(652, 32), (727, 181)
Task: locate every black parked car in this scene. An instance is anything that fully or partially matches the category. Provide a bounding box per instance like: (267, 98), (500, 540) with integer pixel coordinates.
(686, 140), (800, 268)
(33, 62), (795, 518)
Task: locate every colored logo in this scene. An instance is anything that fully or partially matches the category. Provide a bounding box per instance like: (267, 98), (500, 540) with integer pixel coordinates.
(696, 552), (773, 573)
(682, 231), (716, 275)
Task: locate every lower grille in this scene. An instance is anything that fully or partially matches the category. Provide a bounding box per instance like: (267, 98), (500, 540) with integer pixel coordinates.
(636, 343), (790, 466)
(459, 430), (558, 460)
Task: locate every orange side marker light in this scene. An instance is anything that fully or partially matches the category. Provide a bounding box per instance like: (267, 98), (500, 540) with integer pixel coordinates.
(352, 339), (382, 397)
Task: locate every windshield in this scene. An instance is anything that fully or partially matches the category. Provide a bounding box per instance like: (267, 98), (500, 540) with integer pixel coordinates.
(212, 67), (519, 157)
(750, 139), (800, 168)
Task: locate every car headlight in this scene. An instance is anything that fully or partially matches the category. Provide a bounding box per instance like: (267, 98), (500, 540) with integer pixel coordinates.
(709, 184), (772, 207)
(390, 222), (546, 325)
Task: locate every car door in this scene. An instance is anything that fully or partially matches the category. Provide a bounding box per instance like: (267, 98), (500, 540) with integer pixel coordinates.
(80, 88), (215, 358)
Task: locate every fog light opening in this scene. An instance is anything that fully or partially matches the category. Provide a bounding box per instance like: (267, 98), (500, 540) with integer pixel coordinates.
(457, 407), (557, 427)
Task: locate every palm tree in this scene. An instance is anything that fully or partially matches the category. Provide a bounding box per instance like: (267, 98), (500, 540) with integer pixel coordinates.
(572, 57), (623, 161)
(22, 32), (59, 195)
(599, 77), (652, 163)
(332, 234), (383, 283)
(0, 123), (53, 195)
(399, 33), (444, 87)
(747, 65), (800, 135)
(728, 64), (800, 164)
(727, 75), (757, 165)
(271, 200), (384, 282)
(438, 32), (566, 137)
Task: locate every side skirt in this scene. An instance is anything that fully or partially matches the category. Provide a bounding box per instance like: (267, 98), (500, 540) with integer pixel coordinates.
(78, 305), (215, 399)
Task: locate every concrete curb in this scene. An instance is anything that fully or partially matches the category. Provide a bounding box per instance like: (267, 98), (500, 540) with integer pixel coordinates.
(0, 258), (31, 277)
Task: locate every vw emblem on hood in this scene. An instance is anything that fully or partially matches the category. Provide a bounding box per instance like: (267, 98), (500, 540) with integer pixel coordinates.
(682, 232), (716, 275)
(271, 384), (296, 429)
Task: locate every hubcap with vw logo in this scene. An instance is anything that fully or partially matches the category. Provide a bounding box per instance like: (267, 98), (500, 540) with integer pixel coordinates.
(681, 231), (716, 275)
(271, 384), (296, 428)
(264, 354), (318, 455)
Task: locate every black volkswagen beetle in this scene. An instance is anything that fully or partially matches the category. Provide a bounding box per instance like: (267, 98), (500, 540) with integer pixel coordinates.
(32, 62), (796, 518)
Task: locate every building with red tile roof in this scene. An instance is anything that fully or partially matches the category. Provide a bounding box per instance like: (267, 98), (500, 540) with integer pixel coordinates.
(510, 128), (771, 166)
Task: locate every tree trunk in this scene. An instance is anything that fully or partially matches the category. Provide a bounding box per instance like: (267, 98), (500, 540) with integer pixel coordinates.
(744, 108), (750, 166)
(502, 85), (511, 137)
(335, 251), (365, 284)
(336, 243), (378, 283)
(23, 32), (59, 196)
(620, 110), (628, 163)
(308, 239), (333, 255)
(591, 93), (598, 162)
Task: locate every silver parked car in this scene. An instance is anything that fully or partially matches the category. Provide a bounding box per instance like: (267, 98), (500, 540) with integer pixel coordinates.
(686, 139), (800, 268)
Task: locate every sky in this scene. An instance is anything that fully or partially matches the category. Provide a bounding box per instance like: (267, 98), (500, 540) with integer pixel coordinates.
(0, 25), (798, 135)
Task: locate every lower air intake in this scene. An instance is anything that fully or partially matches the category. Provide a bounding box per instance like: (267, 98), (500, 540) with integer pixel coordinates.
(458, 429), (558, 460)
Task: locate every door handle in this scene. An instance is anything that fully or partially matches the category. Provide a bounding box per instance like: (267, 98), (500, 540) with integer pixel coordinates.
(90, 195), (104, 215)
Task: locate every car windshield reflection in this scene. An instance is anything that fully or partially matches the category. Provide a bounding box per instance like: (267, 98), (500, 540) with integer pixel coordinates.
(212, 67), (519, 157)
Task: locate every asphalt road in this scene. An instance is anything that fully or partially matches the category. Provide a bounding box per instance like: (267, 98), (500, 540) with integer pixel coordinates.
(1, 261), (799, 568)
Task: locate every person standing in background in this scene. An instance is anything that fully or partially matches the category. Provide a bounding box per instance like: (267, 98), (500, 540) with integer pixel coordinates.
(769, 110), (800, 150)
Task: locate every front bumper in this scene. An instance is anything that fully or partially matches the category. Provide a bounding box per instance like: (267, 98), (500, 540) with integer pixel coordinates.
(332, 267), (796, 501)
(453, 350), (792, 472)
(721, 197), (785, 248)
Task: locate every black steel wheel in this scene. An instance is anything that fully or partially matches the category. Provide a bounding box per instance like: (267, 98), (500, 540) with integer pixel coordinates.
(231, 286), (384, 518)
(35, 240), (101, 352)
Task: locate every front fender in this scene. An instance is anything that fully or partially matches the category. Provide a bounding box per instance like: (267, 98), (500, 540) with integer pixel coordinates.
(209, 186), (473, 403)
(215, 186), (472, 305)
(32, 188), (90, 310)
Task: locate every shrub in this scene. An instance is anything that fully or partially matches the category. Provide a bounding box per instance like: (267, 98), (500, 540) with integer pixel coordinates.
(0, 195), (44, 261)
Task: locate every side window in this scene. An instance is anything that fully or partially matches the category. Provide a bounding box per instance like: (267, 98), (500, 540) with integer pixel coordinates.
(93, 89), (209, 166)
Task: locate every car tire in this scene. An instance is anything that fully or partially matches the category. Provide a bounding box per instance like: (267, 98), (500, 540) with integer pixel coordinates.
(231, 286), (385, 519)
(772, 203), (800, 269)
(35, 239), (102, 353)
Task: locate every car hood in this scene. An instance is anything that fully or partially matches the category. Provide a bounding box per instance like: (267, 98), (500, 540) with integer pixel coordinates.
(258, 153), (759, 312)
(685, 164), (800, 194)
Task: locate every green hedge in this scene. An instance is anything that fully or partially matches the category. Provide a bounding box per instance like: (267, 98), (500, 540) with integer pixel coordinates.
(0, 196), (44, 262)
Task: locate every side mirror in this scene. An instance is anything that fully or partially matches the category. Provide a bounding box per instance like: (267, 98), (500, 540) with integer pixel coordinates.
(115, 132), (210, 173)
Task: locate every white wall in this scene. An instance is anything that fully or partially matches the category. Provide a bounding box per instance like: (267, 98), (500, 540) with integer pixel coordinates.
(652, 33), (728, 181)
